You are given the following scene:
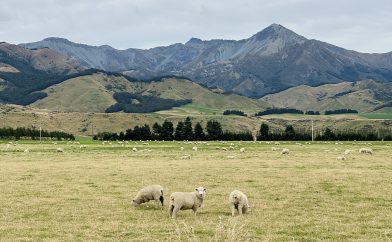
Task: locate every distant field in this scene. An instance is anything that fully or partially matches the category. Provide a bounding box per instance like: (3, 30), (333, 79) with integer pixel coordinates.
(360, 113), (392, 120)
(1, 140), (391, 241)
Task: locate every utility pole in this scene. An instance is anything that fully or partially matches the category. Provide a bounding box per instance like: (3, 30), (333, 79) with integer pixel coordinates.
(311, 119), (314, 142)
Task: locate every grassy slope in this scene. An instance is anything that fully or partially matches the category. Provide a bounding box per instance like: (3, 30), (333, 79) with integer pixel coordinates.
(261, 81), (384, 112)
(29, 74), (269, 115)
(1, 104), (391, 137)
(0, 141), (391, 241)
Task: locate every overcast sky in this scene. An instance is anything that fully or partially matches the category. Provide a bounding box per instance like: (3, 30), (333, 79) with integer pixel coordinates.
(1, 0), (391, 53)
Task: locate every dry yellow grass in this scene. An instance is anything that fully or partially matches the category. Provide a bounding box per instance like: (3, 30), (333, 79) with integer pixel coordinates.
(0, 141), (391, 241)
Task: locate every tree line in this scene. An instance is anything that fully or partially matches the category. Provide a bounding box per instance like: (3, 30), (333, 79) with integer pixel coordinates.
(223, 110), (246, 116)
(0, 127), (75, 140)
(257, 123), (392, 141)
(255, 107), (358, 116)
(93, 118), (253, 141)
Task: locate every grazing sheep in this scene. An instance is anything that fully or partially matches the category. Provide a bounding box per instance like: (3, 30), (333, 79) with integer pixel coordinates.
(229, 190), (250, 216)
(132, 147), (137, 152)
(228, 146), (235, 150)
(240, 148), (245, 153)
(142, 142), (149, 146)
(192, 146), (198, 152)
(24, 149), (29, 153)
(336, 155), (346, 161)
(222, 147), (228, 151)
(344, 149), (351, 155)
(359, 148), (373, 155)
(271, 147), (279, 151)
(132, 185), (164, 208)
(281, 148), (289, 155)
(56, 148), (64, 153)
(80, 145), (87, 149)
(180, 147), (184, 151)
(180, 154), (191, 159)
(5, 144), (10, 150)
(169, 187), (206, 219)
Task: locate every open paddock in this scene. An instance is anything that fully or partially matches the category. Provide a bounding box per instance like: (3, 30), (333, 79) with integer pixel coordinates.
(0, 140), (391, 241)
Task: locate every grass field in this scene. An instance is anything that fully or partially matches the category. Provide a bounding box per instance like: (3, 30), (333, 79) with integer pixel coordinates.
(360, 113), (392, 120)
(1, 140), (391, 241)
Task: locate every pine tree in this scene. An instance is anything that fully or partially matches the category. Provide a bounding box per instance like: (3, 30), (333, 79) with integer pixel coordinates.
(183, 117), (194, 140)
(152, 122), (162, 140)
(161, 120), (174, 141)
(206, 120), (223, 140)
(194, 122), (205, 140)
(174, 121), (185, 140)
(257, 123), (269, 140)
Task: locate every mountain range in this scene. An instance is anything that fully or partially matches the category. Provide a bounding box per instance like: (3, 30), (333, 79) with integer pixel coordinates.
(0, 24), (391, 114)
(21, 24), (392, 98)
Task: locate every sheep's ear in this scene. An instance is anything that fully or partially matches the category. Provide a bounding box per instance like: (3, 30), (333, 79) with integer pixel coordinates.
(204, 188), (206, 191)
(195, 188), (198, 191)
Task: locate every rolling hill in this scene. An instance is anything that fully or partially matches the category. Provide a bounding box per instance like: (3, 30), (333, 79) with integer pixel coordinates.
(261, 80), (392, 112)
(30, 73), (269, 114)
(21, 24), (392, 98)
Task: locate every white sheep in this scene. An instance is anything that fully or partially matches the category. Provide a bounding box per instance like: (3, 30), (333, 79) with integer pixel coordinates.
(222, 147), (228, 151)
(336, 155), (346, 161)
(228, 146), (235, 150)
(192, 146), (198, 152)
(240, 148), (245, 153)
(281, 148), (289, 155)
(229, 190), (250, 216)
(180, 154), (191, 159)
(180, 147), (184, 151)
(359, 148), (373, 155)
(169, 187), (206, 219)
(344, 149), (351, 155)
(24, 149), (29, 153)
(227, 155), (236, 159)
(132, 185), (164, 208)
(271, 147), (279, 151)
(132, 147), (137, 152)
(56, 148), (64, 153)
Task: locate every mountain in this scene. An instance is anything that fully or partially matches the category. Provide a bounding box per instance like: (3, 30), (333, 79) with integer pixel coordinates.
(21, 24), (392, 98)
(0, 42), (85, 104)
(30, 72), (269, 113)
(261, 80), (392, 112)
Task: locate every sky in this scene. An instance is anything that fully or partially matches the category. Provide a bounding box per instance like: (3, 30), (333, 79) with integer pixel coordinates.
(1, 0), (391, 53)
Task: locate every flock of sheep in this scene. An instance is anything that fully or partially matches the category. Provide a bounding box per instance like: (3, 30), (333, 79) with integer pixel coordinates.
(131, 185), (250, 219)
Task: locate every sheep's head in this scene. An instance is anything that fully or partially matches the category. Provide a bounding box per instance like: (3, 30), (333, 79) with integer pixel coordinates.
(195, 187), (206, 199)
(131, 199), (139, 207)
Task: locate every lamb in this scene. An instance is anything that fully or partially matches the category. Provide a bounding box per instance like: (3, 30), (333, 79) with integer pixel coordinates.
(359, 148), (373, 155)
(132, 185), (164, 208)
(229, 190), (250, 216)
(281, 148), (289, 155)
(192, 146), (198, 151)
(169, 187), (206, 219)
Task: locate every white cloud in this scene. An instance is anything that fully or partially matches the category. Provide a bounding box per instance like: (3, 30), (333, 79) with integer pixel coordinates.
(0, 0), (391, 53)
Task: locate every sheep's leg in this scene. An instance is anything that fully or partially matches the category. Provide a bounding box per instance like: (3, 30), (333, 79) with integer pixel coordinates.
(192, 207), (198, 216)
(230, 204), (236, 216)
(238, 203), (243, 215)
(242, 205), (248, 214)
(169, 204), (174, 218)
(171, 206), (180, 219)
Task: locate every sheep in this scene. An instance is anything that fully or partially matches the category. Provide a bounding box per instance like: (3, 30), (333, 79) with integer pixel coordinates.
(180, 154), (191, 159)
(192, 146), (198, 152)
(169, 187), (206, 219)
(229, 190), (250, 216)
(240, 148), (245, 153)
(336, 155), (346, 161)
(180, 147), (184, 151)
(227, 155), (236, 159)
(132, 185), (164, 208)
(142, 142), (149, 146)
(56, 148), (64, 153)
(344, 149), (351, 156)
(359, 148), (373, 155)
(80, 145), (87, 149)
(132, 147), (138, 152)
(281, 148), (289, 155)
(228, 146), (235, 150)
(222, 147), (228, 151)
(271, 147), (279, 151)
(24, 149), (29, 153)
